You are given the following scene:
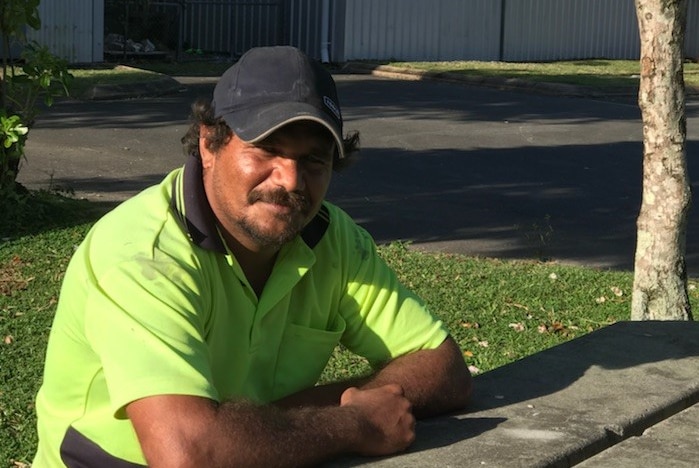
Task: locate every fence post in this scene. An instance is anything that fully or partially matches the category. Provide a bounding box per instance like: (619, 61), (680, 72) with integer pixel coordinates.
(499, 0), (506, 61)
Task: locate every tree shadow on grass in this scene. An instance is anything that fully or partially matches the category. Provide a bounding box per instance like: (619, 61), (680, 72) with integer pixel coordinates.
(0, 190), (117, 240)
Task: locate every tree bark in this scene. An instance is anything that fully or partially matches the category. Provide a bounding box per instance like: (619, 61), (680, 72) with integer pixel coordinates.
(632, 0), (692, 320)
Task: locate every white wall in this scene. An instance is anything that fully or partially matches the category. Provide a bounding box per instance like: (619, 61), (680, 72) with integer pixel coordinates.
(502, 0), (639, 61)
(341, 0), (501, 61)
(339, 0), (699, 62)
(26, 0), (104, 63)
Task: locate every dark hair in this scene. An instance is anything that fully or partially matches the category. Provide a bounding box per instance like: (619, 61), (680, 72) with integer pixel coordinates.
(181, 98), (359, 172)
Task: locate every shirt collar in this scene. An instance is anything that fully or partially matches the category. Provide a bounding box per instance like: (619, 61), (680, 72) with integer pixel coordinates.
(170, 153), (227, 253)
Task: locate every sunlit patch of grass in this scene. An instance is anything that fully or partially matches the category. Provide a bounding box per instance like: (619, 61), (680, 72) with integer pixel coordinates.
(382, 59), (699, 89)
(322, 242), (648, 382)
(67, 65), (166, 97)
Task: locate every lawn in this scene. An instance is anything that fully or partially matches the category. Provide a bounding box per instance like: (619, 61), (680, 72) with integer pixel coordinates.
(380, 59), (699, 90)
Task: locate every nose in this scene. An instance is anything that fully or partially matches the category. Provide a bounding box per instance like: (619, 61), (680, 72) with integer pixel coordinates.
(272, 157), (305, 192)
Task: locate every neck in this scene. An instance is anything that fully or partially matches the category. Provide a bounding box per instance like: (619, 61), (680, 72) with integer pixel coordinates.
(221, 230), (280, 297)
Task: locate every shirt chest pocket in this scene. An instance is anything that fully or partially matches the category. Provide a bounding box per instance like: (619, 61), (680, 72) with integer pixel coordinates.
(272, 315), (346, 399)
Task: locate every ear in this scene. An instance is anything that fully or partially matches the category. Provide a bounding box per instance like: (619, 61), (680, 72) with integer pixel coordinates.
(199, 125), (215, 169)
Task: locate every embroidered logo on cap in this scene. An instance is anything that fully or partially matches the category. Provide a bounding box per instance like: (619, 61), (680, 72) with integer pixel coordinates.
(323, 96), (341, 121)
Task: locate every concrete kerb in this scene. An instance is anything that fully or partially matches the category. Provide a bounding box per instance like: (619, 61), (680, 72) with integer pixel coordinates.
(342, 61), (640, 98)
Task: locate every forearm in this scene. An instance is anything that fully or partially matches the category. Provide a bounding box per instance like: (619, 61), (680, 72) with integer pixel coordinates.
(129, 388), (415, 468)
(276, 336), (472, 418)
(274, 376), (370, 409)
(360, 336), (472, 418)
(206, 400), (362, 467)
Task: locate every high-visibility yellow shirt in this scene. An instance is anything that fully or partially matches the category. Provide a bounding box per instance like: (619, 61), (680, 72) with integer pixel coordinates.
(33, 155), (447, 467)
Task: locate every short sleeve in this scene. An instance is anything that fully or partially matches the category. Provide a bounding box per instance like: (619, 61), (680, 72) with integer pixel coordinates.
(338, 224), (448, 366)
(84, 255), (218, 418)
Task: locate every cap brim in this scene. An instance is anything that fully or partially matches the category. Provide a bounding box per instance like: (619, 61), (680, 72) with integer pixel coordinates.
(221, 102), (345, 159)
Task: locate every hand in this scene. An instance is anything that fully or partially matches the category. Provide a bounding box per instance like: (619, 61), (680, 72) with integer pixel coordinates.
(340, 384), (416, 456)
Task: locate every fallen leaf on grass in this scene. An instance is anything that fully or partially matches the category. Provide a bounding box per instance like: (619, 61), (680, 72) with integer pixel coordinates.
(468, 365), (482, 375)
(508, 322), (525, 332)
(460, 321), (480, 329)
(537, 321), (578, 337)
(610, 286), (623, 297)
(0, 256), (33, 297)
(4, 335), (14, 344)
(463, 350), (474, 358)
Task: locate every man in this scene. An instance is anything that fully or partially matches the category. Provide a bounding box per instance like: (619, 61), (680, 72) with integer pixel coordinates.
(34, 46), (472, 467)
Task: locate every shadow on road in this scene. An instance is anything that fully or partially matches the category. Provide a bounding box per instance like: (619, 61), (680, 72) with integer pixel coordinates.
(16, 75), (699, 274)
(328, 140), (699, 273)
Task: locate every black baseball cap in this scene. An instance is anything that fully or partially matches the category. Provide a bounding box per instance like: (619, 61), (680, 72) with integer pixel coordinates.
(212, 46), (345, 158)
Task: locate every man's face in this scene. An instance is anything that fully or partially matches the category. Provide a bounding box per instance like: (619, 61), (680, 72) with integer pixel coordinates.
(201, 121), (335, 252)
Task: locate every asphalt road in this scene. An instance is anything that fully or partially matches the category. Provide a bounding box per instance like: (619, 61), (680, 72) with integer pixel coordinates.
(17, 73), (699, 273)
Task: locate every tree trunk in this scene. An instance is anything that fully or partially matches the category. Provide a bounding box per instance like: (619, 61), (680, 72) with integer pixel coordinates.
(632, 0), (692, 320)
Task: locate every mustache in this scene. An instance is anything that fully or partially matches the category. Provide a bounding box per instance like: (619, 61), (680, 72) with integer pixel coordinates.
(248, 188), (310, 212)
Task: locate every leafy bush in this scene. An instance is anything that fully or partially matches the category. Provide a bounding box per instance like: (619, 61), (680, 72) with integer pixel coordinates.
(0, 1), (72, 203)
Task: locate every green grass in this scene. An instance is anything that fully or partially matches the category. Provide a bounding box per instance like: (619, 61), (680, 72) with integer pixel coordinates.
(381, 59), (699, 90)
(383, 59), (643, 88)
(67, 64), (167, 98)
(2, 194), (698, 467)
(0, 226), (88, 466)
(65, 60), (231, 99)
(0, 194), (114, 467)
(2, 63), (167, 102)
(319, 243), (654, 384)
